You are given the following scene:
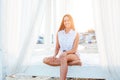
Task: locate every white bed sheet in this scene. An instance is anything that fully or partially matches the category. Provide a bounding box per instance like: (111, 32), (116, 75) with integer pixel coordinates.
(16, 51), (107, 79)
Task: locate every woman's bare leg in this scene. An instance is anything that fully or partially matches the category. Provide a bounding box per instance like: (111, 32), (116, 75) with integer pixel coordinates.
(43, 56), (60, 66)
(43, 54), (82, 66)
(67, 54), (82, 66)
(68, 59), (82, 66)
(59, 54), (82, 80)
(60, 55), (68, 80)
(43, 54), (82, 80)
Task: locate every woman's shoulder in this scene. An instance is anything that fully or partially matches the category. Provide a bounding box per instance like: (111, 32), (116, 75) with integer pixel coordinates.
(58, 30), (64, 34)
(72, 30), (79, 34)
(58, 30), (64, 32)
(73, 30), (79, 37)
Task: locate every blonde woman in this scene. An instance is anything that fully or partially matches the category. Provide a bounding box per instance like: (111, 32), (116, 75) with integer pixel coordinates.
(43, 14), (82, 80)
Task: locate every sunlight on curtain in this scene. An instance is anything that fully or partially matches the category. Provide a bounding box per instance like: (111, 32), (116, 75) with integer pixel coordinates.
(65, 0), (95, 33)
(48, 0), (69, 45)
(0, 27), (2, 79)
(93, 0), (120, 80)
(50, 0), (96, 44)
(0, 47), (1, 79)
(37, 0), (67, 45)
(14, 0), (47, 74)
(0, 0), (7, 79)
(1, 0), (20, 76)
(0, 0), (2, 79)
(1, 0), (46, 77)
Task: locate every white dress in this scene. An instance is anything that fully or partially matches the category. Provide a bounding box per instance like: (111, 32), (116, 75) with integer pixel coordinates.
(56, 29), (80, 58)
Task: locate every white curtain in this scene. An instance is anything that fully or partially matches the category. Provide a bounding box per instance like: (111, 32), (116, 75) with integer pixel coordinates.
(93, 0), (120, 80)
(0, 0), (46, 78)
(0, 50), (1, 79)
(0, 50), (2, 79)
(0, 28), (3, 79)
(13, 0), (46, 74)
(0, 0), (2, 77)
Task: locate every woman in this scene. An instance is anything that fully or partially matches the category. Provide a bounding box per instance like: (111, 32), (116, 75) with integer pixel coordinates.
(43, 14), (82, 80)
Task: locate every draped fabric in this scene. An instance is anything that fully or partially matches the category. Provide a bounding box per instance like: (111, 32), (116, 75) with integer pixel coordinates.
(0, 0), (46, 79)
(0, 28), (3, 79)
(1, 0), (120, 80)
(0, 0), (1, 79)
(93, 0), (120, 80)
(13, 0), (46, 74)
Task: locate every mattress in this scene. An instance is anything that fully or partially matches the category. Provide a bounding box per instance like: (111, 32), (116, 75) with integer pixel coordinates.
(16, 50), (107, 79)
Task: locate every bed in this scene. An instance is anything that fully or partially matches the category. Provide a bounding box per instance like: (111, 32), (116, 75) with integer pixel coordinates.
(16, 48), (107, 79)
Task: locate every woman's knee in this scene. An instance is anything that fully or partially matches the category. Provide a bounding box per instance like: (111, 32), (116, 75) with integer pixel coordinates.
(59, 55), (67, 63)
(67, 54), (79, 60)
(59, 55), (66, 60)
(43, 57), (51, 64)
(43, 57), (60, 66)
(43, 57), (47, 64)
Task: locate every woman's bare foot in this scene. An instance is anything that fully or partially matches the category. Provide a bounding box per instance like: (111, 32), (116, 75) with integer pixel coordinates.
(68, 60), (82, 66)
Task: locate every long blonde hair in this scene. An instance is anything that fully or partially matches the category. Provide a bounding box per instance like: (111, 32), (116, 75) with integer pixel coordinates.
(58, 14), (75, 32)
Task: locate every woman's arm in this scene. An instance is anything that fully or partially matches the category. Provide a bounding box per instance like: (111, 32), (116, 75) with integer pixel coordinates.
(54, 33), (60, 57)
(65, 33), (80, 54)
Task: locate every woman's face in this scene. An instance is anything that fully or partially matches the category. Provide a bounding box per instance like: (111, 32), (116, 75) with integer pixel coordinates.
(64, 16), (71, 28)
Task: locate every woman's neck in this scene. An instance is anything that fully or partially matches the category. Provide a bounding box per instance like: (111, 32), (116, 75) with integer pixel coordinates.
(65, 28), (71, 33)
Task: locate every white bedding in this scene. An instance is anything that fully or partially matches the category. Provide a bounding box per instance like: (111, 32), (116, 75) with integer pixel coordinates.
(16, 50), (107, 79)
